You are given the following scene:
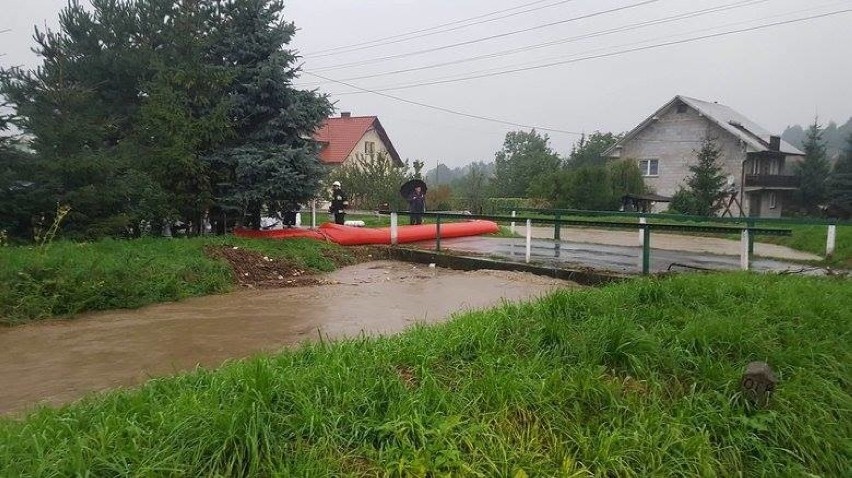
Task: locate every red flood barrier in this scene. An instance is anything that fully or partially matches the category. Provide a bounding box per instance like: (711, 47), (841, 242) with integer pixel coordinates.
(234, 220), (500, 245)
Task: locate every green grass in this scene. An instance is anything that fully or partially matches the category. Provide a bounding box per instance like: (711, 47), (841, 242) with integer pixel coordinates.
(760, 224), (852, 268)
(1, 273), (849, 476)
(0, 237), (354, 325)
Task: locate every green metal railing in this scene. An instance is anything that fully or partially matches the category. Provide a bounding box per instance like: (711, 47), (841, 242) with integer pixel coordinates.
(496, 207), (843, 258)
(392, 211), (791, 275)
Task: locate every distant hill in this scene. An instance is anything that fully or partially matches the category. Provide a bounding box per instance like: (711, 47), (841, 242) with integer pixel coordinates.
(782, 117), (852, 163)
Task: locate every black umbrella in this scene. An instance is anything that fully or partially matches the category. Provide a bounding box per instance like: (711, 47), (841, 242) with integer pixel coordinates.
(399, 179), (428, 198)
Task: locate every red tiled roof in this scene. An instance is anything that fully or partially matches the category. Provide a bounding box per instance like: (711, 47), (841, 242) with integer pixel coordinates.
(313, 116), (402, 166)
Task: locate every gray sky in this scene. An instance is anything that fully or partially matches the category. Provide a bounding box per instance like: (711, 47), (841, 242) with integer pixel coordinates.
(2, 0), (851, 168)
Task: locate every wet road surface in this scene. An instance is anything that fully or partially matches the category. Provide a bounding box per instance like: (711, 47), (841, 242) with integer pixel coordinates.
(0, 261), (576, 415)
(415, 236), (809, 274)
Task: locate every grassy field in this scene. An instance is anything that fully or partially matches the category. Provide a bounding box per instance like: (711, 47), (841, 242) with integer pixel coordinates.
(0, 237), (354, 326)
(1, 273), (849, 476)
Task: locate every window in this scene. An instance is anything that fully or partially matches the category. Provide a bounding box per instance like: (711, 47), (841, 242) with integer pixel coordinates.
(769, 192), (777, 209)
(676, 103), (688, 114)
(639, 159), (659, 177)
(364, 141), (376, 154)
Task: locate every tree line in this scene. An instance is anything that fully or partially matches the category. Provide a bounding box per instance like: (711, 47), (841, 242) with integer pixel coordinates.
(793, 120), (852, 218)
(0, 0), (331, 241)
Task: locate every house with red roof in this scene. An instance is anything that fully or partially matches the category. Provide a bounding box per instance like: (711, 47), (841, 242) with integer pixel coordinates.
(313, 112), (403, 167)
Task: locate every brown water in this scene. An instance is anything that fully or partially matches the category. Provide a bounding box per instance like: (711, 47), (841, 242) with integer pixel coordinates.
(0, 261), (576, 415)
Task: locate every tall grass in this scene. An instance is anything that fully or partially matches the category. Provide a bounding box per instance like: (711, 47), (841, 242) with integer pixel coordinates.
(1, 273), (849, 476)
(0, 237), (353, 325)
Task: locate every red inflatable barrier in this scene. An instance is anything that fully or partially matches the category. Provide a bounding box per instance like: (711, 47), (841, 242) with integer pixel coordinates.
(234, 220), (499, 246)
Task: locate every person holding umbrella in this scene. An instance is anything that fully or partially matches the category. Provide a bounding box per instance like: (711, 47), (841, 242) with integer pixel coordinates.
(401, 179), (427, 225)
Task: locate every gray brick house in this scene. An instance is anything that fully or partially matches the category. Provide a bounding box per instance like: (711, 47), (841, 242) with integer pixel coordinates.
(604, 95), (803, 217)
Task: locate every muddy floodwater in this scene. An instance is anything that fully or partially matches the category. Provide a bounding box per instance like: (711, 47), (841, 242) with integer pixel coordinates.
(0, 261), (577, 415)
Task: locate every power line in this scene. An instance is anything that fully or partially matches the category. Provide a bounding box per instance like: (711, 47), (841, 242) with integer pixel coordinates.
(302, 7), (850, 133)
(308, 0), (660, 72)
(296, 0), (769, 87)
(304, 0), (580, 58)
(319, 7), (852, 95)
(304, 71), (584, 135)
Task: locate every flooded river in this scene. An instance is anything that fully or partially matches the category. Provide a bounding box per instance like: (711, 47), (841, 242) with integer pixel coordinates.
(0, 261), (577, 415)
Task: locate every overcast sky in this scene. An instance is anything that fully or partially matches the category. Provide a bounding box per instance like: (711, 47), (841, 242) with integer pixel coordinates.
(2, 0), (851, 168)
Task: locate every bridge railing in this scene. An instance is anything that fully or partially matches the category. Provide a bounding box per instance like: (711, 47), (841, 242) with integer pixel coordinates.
(390, 211), (791, 275)
(497, 207), (844, 258)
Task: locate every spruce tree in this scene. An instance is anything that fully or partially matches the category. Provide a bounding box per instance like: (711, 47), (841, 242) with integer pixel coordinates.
(683, 137), (727, 216)
(826, 132), (852, 218)
(794, 119), (831, 214)
(207, 0), (332, 229)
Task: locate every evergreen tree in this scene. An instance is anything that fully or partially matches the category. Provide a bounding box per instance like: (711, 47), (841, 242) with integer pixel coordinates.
(207, 0), (332, 229)
(826, 132), (852, 218)
(671, 137), (727, 216)
(794, 119), (831, 214)
(1, 0), (332, 236)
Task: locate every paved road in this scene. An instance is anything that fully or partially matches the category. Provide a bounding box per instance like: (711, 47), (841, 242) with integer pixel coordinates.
(417, 235), (810, 274)
(524, 226), (821, 261)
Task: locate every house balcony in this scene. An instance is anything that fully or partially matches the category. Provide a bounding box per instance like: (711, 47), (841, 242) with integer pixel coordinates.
(743, 174), (799, 190)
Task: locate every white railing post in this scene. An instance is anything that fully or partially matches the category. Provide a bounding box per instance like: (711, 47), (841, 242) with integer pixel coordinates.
(311, 199), (317, 229)
(740, 228), (750, 270)
(525, 219), (532, 263)
(510, 210), (517, 235)
(638, 215), (647, 246)
(826, 224), (837, 257)
(390, 212), (398, 246)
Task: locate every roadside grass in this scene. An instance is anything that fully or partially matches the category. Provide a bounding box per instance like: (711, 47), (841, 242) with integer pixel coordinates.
(0, 237), (354, 326)
(760, 224), (852, 268)
(1, 273), (849, 476)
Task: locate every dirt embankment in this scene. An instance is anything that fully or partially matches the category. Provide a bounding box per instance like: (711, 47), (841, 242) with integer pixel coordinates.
(203, 245), (374, 288)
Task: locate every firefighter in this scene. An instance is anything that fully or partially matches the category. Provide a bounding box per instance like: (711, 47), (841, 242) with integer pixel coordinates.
(329, 181), (349, 225)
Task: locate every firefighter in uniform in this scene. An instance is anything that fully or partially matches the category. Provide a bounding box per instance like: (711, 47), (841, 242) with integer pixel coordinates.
(329, 181), (349, 225)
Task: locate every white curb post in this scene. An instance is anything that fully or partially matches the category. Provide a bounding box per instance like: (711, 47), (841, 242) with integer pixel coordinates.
(740, 228), (750, 270)
(525, 219), (532, 264)
(638, 215), (647, 246)
(511, 210), (517, 235)
(826, 224), (837, 257)
(390, 212), (398, 246)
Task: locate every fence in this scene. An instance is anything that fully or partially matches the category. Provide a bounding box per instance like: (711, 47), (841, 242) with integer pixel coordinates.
(388, 211), (791, 275)
(501, 207), (843, 258)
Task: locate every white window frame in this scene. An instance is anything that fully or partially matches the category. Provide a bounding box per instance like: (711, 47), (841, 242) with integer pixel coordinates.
(364, 141), (376, 154)
(639, 159), (659, 177)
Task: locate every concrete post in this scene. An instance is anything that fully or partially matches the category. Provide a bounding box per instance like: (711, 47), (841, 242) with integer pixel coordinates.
(390, 212), (398, 246)
(436, 215), (442, 252)
(311, 199), (317, 229)
(525, 219), (532, 264)
(827, 224), (837, 257)
(740, 228), (750, 270)
(510, 210), (516, 235)
(639, 215), (647, 246)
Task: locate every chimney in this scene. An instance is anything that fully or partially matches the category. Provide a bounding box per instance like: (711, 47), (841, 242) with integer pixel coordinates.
(769, 135), (781, 151)
(340, 112), (351, 118)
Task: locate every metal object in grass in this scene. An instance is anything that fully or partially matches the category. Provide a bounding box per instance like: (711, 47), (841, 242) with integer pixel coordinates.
(741, 361), (778, 406)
